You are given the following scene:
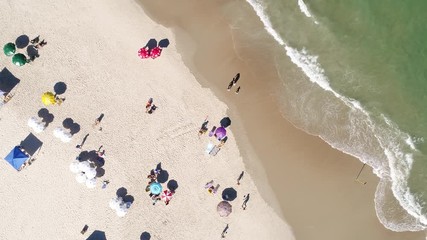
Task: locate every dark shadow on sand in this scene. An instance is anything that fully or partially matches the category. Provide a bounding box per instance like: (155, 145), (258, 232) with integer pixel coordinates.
(116, 187), (134, 203)
(96, 168), (105, 178)
(20, 133), (43, 156)
(86, 230), (106, 240)
(78, 150), (98, 162)
(167, 179), (179, 192)
(157, 170), (169, 183)
(26, 45), (39, 59)
(0, 68), (20, 93)
(62, 118), (81, 135)
(140, 232), (151, 240)
(15, 35), (29, 49)
(54, 82), (67, 95)
(145, 38), (157, 50)
(159, 38), (170, 48)
(222, 187), (237, 201)
(220, 117), (231, 128)
(38, 108), (54, 127)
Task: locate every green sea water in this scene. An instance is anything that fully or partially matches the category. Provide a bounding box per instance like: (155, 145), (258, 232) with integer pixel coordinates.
(247, 0), (427, 232)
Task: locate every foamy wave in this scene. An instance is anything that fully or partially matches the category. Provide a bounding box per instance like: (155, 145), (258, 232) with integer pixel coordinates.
(297, 0), (319, 24)
(246, 0), (427, 232)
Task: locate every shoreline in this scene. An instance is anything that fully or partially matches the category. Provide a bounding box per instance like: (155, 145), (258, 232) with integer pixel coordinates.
(138, 0), (425, 239)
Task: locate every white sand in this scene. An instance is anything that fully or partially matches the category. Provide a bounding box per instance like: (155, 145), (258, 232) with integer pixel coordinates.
(0, 0), (294, 239)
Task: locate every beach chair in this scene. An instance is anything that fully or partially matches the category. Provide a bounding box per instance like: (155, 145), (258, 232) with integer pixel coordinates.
(209, 145), (221, 156)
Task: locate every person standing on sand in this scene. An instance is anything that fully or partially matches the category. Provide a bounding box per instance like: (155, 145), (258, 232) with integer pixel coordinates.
(237, 171), (244, 185)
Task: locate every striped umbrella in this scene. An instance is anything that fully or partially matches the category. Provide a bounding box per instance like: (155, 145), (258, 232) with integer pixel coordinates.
(161, 190), (173, 202)
(138, 47), (150, 59)
(150, 47), (162, 59)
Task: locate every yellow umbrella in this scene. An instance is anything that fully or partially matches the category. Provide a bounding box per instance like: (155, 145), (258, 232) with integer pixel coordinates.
(41, 92), (56, 106)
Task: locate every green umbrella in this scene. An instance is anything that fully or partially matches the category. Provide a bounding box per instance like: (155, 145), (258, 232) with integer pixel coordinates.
(12, 53), (27, 66)
(3, 43), (16, 56)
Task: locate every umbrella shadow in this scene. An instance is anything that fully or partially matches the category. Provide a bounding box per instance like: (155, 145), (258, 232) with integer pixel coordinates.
(78, 150), (98, 162)
(54, 82), (67, 95)
(167, 179), (179, 192)
(145, 38), (157, 50)
(140, 232), (151, 240)
(15, 35), (29, 49)
(158, 38), (170, 48)
(116, 187), (134, 203)
(157, 170), (169, 183)
(62, 118), (80, 135)
(220, 117), (231, 128)
(0, 67), (20, 93)
(222, 187), (237, 201)
(38, 108), (54, 127)
(96, 168), (105, 178)
(26, 45), (39, 59)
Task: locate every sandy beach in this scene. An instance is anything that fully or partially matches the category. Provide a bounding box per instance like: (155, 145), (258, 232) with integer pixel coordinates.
(0, 0), (425, 240)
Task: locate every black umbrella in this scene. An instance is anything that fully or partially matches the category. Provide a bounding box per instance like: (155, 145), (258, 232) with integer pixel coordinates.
(220, 117), (231, 128)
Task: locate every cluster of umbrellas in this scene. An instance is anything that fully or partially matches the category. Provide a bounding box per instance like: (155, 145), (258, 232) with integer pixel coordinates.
(27, 117), (46, 133)
(53, 127), (72, 143)
(138, 46), (162, 59)
(109, 197), (131, 217)
(69, 160), (97, 188)
(3, 42), (27, 66)
(149, 182), (174, 204)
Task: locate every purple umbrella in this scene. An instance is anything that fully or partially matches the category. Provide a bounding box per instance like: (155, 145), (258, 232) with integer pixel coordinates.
(215, 127), (227, 140)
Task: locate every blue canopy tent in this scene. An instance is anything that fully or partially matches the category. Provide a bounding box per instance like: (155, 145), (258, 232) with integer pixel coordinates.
(4, 146), (29, 171)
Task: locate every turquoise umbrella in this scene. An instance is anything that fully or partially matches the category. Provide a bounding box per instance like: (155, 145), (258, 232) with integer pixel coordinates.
(150, 182), (162, 195)
(12, 53), (27, 66)
(3, 43), (16, 56)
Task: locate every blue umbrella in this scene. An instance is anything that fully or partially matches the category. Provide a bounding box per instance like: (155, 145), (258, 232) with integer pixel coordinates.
(150, 182), (162, 195)
(4, 146), (29, 171)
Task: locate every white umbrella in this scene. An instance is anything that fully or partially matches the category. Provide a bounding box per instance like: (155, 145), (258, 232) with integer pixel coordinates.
(85, 167), (97, 179)
(116, 203), (128, 217)
(85, 178), (97, 188)
(75, 172), (87, 183)
(60, 131), (72, 143)
(28, 117), (39, 128)
(109, 197), (123, 210)
(78, 161), (91, 172)
(33, 122), (46, 133)
(53, 127), (64, 138)
(69, 161), (80, 173)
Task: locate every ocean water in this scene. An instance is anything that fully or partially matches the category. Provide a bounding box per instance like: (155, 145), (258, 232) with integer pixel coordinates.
(246, 0), (427, 232)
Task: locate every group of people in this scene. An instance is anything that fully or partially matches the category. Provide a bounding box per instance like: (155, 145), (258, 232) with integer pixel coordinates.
(227, 73), (241, 94)
(145, 98), (157, 114)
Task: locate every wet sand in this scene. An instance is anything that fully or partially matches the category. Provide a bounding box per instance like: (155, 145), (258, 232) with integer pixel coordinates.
(138, 0), (425, 239)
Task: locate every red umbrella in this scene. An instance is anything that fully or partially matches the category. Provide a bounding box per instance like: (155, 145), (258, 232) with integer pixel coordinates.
(150, 47), (162, 59)
(161, 190), (173, 202)
(138, 47), (150, 59)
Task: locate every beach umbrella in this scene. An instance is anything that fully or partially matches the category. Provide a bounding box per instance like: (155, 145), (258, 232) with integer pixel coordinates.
(3, 42), (16, 56)
(215, 127), (227, 140)
(53, 127), (64, 138)
(69, 160), (80, 173)
(28, 117), (39, 128)
(78, 161), (91, 172)
(42, 92), (56, 106)
(85, 178), (97, 188)
(85, 167), (97, 179)
(76, 172), (87, 183)
(161, 190), (173, 202)
(149, 182), (162, 195)
(33, 122), (46, 133)
(116, 203), (128, 217)
(217, 201), (232, 217)
(150, 46), (162, 59)
(60, 131), (72, 143)
(109, 197), (123, 210)
(12, 53), (27, 66)
(138, 47), (150, 59)
(220, 117), (231, 128)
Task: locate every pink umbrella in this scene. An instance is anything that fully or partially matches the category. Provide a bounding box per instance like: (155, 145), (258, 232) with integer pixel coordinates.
(150, 47), (162, 59)
(138, 47), (150, 59)
(161, 190), (173, 203)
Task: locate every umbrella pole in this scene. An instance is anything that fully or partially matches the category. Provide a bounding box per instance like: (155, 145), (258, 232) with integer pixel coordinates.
(355, 163), (367, 185)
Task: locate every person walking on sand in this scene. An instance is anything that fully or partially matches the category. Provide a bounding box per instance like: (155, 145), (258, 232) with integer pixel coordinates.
(232, 73), (240, 85)
(145, 98), (153, 113)
(242, 193), (250, 210)
(237, 171), (244, 185)
(235, 86), (241, 94)
(227, 80), (234, 91)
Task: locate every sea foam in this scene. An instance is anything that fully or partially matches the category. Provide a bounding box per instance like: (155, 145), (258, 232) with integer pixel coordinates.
(246, 0), (426, 232)
(297, 0), (319, 24)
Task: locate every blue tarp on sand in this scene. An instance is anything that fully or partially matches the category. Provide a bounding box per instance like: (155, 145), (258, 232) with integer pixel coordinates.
(4, 146), (29, 170)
